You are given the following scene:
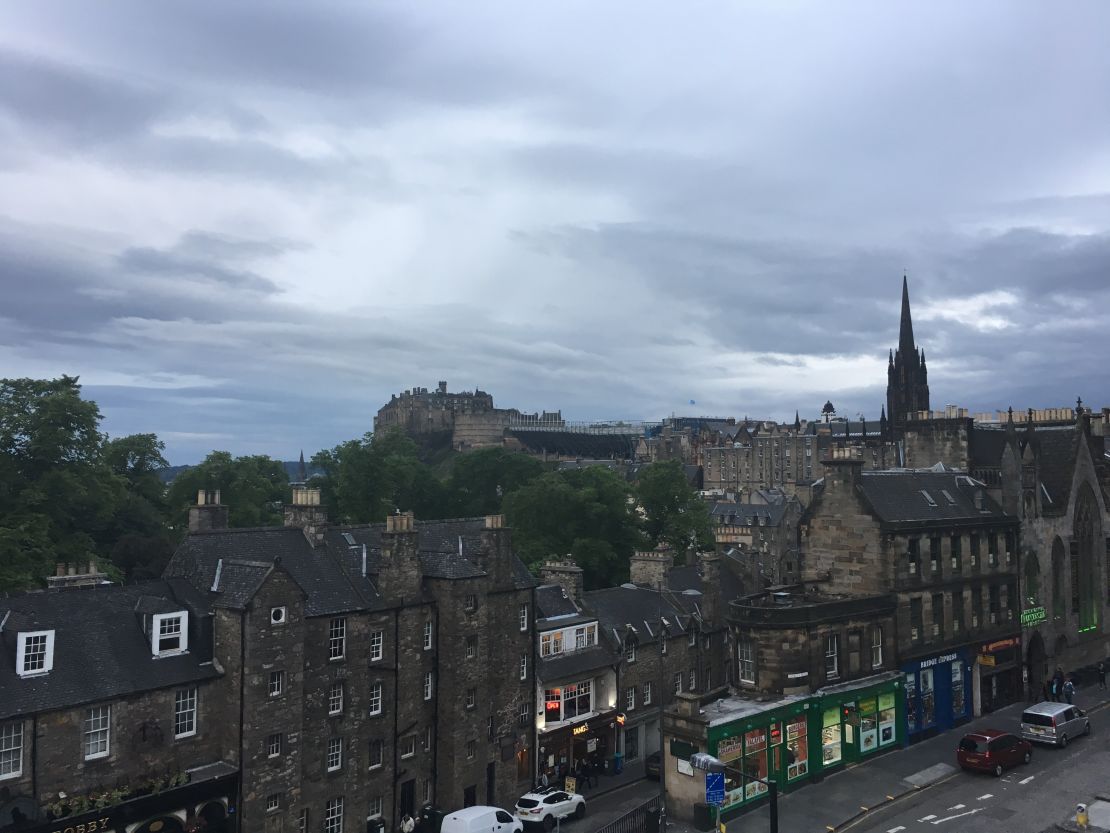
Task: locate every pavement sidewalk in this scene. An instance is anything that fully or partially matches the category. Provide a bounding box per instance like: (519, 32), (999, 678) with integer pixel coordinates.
(582, 684), (1110, 833)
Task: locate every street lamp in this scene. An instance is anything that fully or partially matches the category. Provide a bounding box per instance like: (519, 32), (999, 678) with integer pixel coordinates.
(690, 752), (778, 833)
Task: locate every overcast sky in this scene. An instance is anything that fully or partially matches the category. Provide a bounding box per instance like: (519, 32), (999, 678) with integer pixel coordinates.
(2, 1), (1108, 463)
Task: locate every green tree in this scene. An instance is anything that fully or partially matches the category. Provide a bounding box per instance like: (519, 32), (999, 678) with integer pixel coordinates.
(0, 376), (120, 589)
(634, 460), (713, 556)
(166, 451), (290, 531)
(504, 466), (645, 589)
(312, 429), (447, 523)
(103, 433), (174, 580)
(445, 448), (546, 517)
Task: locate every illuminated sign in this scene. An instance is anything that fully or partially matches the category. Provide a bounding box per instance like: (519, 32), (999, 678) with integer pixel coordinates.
(981, 637), (1020, 653)
(1020, 607), (1046, 627)
(573, 723), (589, 736)
(616, 713), (626, 726)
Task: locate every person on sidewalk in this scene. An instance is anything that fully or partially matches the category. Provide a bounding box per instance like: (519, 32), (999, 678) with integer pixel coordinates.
(574, 759), (588, 793)
(1098, 661), (1107, 691)
(1064, 676), (1076, 705)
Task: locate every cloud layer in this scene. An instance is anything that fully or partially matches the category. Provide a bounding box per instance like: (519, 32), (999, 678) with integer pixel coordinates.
(2, 1), (1108, 462)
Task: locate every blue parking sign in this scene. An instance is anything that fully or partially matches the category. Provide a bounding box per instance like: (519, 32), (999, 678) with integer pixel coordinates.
(705, 772), (726, 806)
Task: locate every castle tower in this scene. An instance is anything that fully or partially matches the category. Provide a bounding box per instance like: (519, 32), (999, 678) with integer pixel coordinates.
(886, 275), (930, 438)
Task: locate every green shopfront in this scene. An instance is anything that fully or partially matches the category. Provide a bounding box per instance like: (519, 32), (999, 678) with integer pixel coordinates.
(707, 673), (904, 817)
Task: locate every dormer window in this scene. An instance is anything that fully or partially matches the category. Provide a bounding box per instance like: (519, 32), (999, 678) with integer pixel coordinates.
(16, 631), (54, 677)
(152, 612), (188, 657)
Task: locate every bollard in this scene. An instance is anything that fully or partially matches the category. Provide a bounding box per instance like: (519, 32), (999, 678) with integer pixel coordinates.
(1077, 803), (1089, 829)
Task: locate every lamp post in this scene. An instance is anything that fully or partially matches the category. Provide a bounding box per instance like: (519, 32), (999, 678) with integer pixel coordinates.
(690, 752), (778, 833)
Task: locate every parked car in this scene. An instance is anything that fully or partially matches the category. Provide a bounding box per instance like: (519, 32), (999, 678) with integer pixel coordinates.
(645, 751), (661, 780)
(514, 788), (586, 830)
(441, 806), (522, 833)
(1021, 702), (1090, 747)
(957, 730), (1032, 776)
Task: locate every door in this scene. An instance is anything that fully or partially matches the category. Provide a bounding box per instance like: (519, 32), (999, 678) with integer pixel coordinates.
(401, 779), (416, 818)
(463, 785), (477, 808)
(486, 762), (496, 806)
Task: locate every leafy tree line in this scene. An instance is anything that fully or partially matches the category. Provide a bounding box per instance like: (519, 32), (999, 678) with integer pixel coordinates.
(0, 377), (710, 592)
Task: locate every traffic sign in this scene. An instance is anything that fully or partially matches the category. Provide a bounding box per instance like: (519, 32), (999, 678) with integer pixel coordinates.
(705, 772), (726, 806)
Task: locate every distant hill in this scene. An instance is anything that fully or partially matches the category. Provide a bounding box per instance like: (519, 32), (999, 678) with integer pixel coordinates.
(158, 461), (323, 485)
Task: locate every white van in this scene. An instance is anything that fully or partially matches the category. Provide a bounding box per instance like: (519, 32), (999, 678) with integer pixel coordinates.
(441, 806), (523, 833)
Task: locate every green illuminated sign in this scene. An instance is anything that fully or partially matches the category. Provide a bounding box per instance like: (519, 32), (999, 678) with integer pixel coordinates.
(1020, 607), (1046, 627)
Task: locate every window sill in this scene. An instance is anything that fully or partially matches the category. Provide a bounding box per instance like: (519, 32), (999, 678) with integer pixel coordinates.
(174, 731), (197, 741)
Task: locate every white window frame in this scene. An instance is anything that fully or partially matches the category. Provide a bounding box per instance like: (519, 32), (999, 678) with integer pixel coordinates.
(368, 739), (383, 769)
(151, 613), (188, 656)
(84, 705), (111, 760)
(540, 631), (563, 657)
(688, 631), (697, 647)
(466, 688), (476, 709)
(369, 682), (383, 716)
(464, 594), (477, 612)
(738, 638), (756, 684)
(266, 793), (281, 813)
(327, 736), (343, 772)
(298, 809), (308, 832)
(328, 682), (344, 716)
(518, 701), (530, 726)
(688, 670), (696, 690)
(466, 739), (476, 760)
(328, 618), (346, 661)
(369, 630), (384, 662)
(871, 627), (883, 669)
(424, 671), (434, 701)
(368, 796), (383, 819)
(423, 726), (433, 750)
(466, 636), (477, 660)
(269, 670), (285, 697)
(324, 797), (343, 833)
(825, 634), (840, 679)
(519, 603), (529, 632)
(423, 779), (432, 804)
(174, 687), (197, 738)
(626, 687), (636, 710)
(625, 643), (636, 663)
(660, 637), (667, 656)
(17, 631), (54, 677)
(267, 733), (283, 758)
(519, 652), (528, 681)
(423, 621), (433, 651)
(643, 681), (653, 706)
(401, 735), (416, 759)
(0, 721), (23, 779)
(673, 673), (682, 695)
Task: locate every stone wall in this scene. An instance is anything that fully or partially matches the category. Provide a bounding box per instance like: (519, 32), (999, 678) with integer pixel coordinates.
(902, 417), (973, 470)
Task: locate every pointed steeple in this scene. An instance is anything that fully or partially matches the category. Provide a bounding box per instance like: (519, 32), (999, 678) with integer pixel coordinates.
(899, 274), (916, 356)
(793, 410), (801, 431)
(298, 449), (307, 483)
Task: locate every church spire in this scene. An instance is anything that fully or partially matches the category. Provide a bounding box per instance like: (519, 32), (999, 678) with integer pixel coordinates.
(899, 274), (916, 356)
(298, 449), (307, 483)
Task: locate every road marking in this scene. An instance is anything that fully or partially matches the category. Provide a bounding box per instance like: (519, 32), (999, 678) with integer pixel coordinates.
(946, 804), (965, 810)
(932, 808), (983, 824)
(887, 828), (906, 833)
(917, 815), (937, 822)
(1020, 775), (1035, 785)
(977, 793), (993, 800)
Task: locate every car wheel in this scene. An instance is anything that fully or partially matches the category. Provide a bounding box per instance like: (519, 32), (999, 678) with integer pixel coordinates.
(543, 816), (554, 832)
(1060, 734), (1068, 748)
(1023, 751), (1031, 764)
(575, 804), (585, 820)
(993, 763), (1003, 777)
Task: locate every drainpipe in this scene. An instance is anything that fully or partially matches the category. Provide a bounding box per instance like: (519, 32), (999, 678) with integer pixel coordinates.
(237, 610), (246, 833)
(393, 599), (402, 833)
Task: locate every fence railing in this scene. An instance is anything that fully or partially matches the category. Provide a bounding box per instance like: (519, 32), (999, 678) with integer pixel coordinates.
(593, 795), (663, 833)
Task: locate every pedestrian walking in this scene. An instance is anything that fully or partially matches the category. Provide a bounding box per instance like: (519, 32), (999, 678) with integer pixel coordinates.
(1064, 676), (1076, 705)
(1098, 661), (1106, 691)
(1049, 677), (1058, 702)
(401, 814), (415, 833)
(574, 759), (588, 793)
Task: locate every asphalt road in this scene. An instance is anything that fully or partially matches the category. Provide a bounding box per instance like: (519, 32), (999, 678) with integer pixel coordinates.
(844, 699), (1110, 833)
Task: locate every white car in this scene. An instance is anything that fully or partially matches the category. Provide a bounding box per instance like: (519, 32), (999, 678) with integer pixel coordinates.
(514, 788), (586, 829)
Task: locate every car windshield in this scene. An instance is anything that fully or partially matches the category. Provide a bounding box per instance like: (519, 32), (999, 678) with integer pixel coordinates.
(517, 799), (539, 809)
(959, 737), (987, 752)
(1022, 712), (1054, 727)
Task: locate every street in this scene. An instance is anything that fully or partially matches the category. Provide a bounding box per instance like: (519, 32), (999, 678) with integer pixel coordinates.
(843, 698), (1110, 833)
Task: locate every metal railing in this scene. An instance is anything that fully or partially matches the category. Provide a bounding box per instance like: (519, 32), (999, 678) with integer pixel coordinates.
(593, 795), (664, 833)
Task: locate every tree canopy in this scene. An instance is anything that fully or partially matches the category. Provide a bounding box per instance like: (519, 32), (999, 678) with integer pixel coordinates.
(634, 460), (713, 556)
(165, 450), (290, 530)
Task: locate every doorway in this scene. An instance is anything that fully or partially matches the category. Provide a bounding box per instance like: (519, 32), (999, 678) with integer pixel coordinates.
(486, 762), (496, 805)
(463, 785), (477, 808)
(401, 779), (415, 818)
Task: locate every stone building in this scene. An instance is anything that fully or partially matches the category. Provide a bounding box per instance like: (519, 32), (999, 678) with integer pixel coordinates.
(166, 489), (536, 833)
(806, 450), (1022, 739)
(709, 496), (803, 586)
(702, 423), (821, 498)
(0, 581), (237, 833)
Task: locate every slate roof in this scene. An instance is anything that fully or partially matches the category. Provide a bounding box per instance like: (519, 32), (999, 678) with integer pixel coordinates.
(535, 584), (581, 620)
(537, 644), (617, 682)
(857, 470), (1013, 527)
(585, 585), (693, 646)
(0, 581), (219, 720)
(1025, 427), (1081, 515)
(667, 562), (744, 605)
(710, 501), (788, 527)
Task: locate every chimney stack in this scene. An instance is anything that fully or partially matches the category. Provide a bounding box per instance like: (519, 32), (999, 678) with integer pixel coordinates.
(188, 489), (229, 533)
(378, 511), (421, 602)
(540, 558), (584, 605)
(629, 545), (674, 587)
(284, 486), (327, 547)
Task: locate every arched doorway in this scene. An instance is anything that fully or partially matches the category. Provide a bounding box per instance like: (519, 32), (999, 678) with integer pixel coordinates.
(198, 801), (228, 833)
(1027, 631), (1046, 699)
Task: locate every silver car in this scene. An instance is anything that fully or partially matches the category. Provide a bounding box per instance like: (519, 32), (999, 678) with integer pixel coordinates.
(1020, 702), (1090, 747)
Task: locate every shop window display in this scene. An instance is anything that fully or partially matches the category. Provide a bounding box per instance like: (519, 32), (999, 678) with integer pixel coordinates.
(786, 718), (808, 780)
(878, 692), (897, 746)
(904, 673), (917, 733)
(821, 708), (842, 766)
(951, 661), (965, 719)
(920, 668), (935, 727)
(858, 699), (878, 752)
(743, 729), (769, 799)
(717, 736), (744, 806)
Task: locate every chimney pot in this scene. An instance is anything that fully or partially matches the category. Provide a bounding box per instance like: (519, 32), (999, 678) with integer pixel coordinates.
(55, 563), (66, 577)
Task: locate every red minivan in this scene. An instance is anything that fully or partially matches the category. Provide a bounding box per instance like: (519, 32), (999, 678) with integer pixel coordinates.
(957, 730), (1032, 776)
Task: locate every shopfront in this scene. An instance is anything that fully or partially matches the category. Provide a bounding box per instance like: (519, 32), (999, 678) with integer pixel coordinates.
(538, 709), (618, 781)
(902, 648), (973, 740)
(977, 636), (1022, 714)
(813, 672), (903, 771)
(708, 697), (812, 818)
